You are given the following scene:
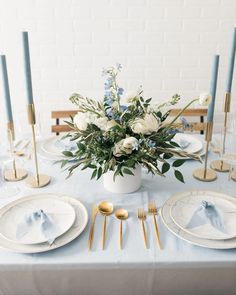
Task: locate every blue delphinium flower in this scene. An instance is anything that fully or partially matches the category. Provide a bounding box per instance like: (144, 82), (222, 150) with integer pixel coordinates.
(147, 140), (156, 148)
(117, 88), (124, 95)
(180, 117), (191, 129)
(116, 63), (122, 71)
(167, 129), (180, 135)
(120, 105), (128, 112)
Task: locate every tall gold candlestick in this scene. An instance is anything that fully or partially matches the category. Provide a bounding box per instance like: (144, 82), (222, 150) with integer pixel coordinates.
(25, 104), (51, 188)
(210, 92), (231, 172)
(4, 121), (28, 182)
(193, 122), (217, 182)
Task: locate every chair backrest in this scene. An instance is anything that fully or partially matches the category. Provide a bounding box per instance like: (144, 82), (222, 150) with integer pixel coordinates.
(51, 110), (77, 135)
(51, 108), (207, 135)
(169, 108), (207, 134)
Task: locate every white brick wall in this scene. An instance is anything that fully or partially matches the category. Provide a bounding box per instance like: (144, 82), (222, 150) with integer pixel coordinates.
(0, 0), (236, 139)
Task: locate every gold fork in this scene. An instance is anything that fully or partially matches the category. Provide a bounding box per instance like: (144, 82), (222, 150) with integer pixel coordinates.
(88, 204), (98, 250)
(138, 208), (148, 249)
(148, 201), (162, 249)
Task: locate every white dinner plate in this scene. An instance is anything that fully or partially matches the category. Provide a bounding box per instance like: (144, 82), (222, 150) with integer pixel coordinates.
(0, 193), (88, 253)
(0, 196), (76, 245)
(170, 191), (236, 240)
(174, 133), (203, 154)
(160, 190), (236, 249)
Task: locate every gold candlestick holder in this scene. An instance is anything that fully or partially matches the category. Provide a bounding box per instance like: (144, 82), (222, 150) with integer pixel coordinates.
(193, 122), (217, 182)
(4, 121), (28, 181)
(210, 92), (231, 172)
(25, 104), (51, 188)
(231, 171), (236, 182)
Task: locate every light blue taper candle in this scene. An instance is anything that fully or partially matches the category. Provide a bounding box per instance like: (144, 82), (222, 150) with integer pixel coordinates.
(0, 55), (13, 122)
(207, 54), (219, 123)
(226, 27), (236, 93)
(22, 31), (34, 104)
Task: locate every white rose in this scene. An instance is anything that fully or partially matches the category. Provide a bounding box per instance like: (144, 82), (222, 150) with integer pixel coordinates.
(123, 137), (138, 150)
(113, 137), (138, 157)
(199, 93), (211, 106)
(94, 117), (108, 130)
(74, 112), (89, 131)
(94, 117), (117, 131)
(122, 91), (138, 103)
(106, 119), (117, 130)
(131, 113), (160, 134)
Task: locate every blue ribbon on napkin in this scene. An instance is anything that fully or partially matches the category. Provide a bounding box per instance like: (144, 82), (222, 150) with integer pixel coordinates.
(186, 201), (226, 233)
(16, 210), (58, 245)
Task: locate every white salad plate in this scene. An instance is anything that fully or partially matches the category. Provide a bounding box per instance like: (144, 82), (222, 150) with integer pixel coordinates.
(0, 193), (88, 253)
(0, 195), (76, 245)
(170, 191), (236, 240)
(160, 190), (236, 249)
(174, 133), (203, 154)
(41, 136), (76, 157)
(37, 138), (67, 161)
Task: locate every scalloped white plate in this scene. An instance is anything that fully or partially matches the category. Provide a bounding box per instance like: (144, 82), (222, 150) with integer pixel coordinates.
(161, 190), (236, 249)
(170, 191), (236, 240)
(0, 193), (88, 253)
(0, 196), (76, 245)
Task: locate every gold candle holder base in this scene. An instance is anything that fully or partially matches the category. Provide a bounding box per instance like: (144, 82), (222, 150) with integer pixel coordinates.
(210, 160), (230, 172)
(4, 168), (28, 182)
(231, 171), (236, 182)
(193, 168), (217, 182)
(25, 174), (51, 188)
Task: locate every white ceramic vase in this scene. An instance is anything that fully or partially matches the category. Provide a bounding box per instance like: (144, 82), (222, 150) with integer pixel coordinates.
(103, 165), (142, 194)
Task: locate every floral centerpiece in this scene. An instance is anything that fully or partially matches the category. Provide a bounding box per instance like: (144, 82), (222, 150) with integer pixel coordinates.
(61, 64), (208, 193)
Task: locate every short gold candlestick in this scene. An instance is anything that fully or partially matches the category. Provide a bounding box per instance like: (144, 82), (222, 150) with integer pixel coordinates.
(211, 92), (231, 172)
(193, 122), (217, 182)
(4, 121), (28, 182)
(25, 104), (51, 188)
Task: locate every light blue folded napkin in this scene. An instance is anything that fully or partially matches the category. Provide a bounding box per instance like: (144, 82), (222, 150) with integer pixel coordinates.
(179, 139), (191, 149)
(16, 210), (58, 245)
(186, 201), (226, 233)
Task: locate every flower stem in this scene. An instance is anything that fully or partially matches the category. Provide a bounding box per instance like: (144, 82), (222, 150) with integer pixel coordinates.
(165, 98), (199, 129)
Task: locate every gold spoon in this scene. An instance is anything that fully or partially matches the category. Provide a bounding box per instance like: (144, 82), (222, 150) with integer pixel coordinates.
(115, 209), (129, 250)
(98, 201), (114, 250)
(15, 140), (30, 157)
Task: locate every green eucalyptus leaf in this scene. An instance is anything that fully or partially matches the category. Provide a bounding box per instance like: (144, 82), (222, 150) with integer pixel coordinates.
(172, 159), (185, 167)
(123, 168), (134, 176)
(91, 169), (97, 180)
(162, 162), (170, 174)
(62, 151), (74, 157)
(97, 167), (103, 180)
(174, 170), (185, 183)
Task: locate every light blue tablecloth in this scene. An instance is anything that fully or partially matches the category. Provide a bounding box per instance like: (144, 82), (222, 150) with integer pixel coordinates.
(0, 140), (236, 295)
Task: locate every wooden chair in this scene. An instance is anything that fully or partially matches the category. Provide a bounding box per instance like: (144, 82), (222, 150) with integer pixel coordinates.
(51, 108), (207, 135)
(169, 108), (207, 134)
(51, 110), (77, 135)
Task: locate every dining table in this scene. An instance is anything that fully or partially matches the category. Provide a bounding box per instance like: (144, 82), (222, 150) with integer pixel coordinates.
(0, 135), (236, 295)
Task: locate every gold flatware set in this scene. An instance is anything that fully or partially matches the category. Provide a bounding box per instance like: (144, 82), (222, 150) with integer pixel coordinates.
(88, 200), (162, 251)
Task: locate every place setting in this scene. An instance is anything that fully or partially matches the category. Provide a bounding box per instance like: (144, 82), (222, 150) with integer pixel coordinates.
(161, 190), (236, 249)
(0, 193), (88, 253)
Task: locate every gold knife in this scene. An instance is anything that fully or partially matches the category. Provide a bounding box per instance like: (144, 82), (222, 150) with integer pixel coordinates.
(88, 204), (98, 250)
